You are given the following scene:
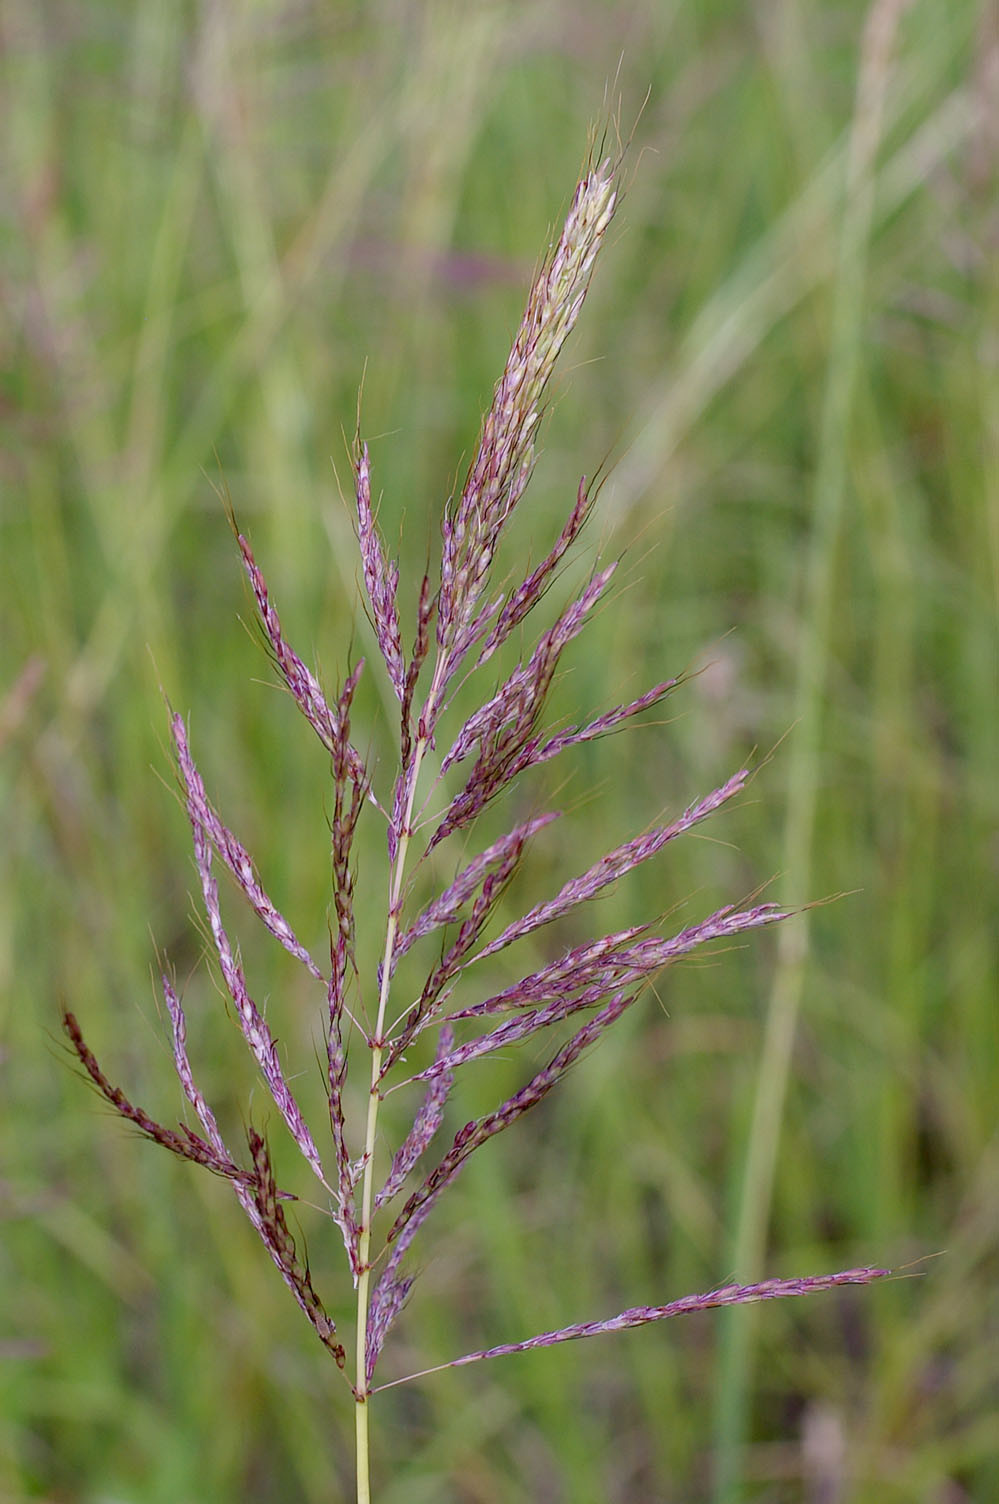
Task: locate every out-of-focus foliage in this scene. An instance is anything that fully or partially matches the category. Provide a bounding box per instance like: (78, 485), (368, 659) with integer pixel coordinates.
(2, 2), (995, 1500)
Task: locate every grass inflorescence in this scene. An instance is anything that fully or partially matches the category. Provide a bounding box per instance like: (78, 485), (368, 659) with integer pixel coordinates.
(63, 141), (889, 1502)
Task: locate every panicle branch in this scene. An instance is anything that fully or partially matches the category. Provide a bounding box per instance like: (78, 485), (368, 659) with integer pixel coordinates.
(475, 475), (595, 670)
(394, 903), (789, 1085)
(327, 955), (361, 1277)
(325, 661), (367, 1274)
(389, 812), (559, 978)
(451, 901), (790, 1024)
(328, 661), (367, 1002)
(438, 564), (617, 779)
(429, 157), (618, 732)
(237, 531), (372, 801)
(62, 1007), (245, 1183)
(354, 441), (405, 703)
(380, 819), (540, 1074)
(374, 1266), (892, 1388)
(471, 770), (753, 965)
(384, 990), (635, 1253)
(162, 973), (235, 1165)
(426, 565), (618, 853)
(400, 572), (435, 770)
(171, 712), (324, 980)
(176, 721), (329, 1191)
(61, 1006), (348, 1370)
(374, 1024), (454, 1210)
(245, 1128), (347, 1368)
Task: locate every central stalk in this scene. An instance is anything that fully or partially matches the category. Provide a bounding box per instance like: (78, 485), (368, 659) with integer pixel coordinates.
(353, 725), (432, 1504)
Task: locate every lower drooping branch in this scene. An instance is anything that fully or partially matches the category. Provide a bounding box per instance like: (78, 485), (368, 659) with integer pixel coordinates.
(371, 1265), (892, 1391)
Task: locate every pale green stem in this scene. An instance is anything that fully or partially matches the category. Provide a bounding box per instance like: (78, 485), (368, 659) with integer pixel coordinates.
(711, 4), (908, 1496)
(354, 658), (446, 1504)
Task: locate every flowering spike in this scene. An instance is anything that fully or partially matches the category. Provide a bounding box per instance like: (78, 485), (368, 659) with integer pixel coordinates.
(375, 1024), (454, 1209)
(476, 475), (595, 670)
(385, 990), (635, 1254)
(471, 771), (752, 965)
(365, 1271), (413, 1388)
(171, 714), (324, 980)
(62, 1008), (245, 1182)
(400, 573), (434, 768)
(176, 720), (329, 1191)
(390, 812), (559, 976)
(162, 973), (233, 1163)
(526, 676), (679, 765)
(327, 960), (359, 1277)
(381, 827), (536, 1074)
(374, 1268), (892, 1388)
(245, 1129), (347, 1367)
(428, 565), (618, 852)
(237, 532), (371, 799)
(456, 902), (790, 1021)
(404, 904), (791, 1082)
(354, 442), (405, 702)
(428, 158), (617, 736)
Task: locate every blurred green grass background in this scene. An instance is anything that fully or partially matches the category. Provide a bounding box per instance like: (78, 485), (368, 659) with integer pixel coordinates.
(2, 1), (996, 1500)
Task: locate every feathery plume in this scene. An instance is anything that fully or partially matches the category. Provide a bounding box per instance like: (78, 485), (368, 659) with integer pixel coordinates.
(67, 139), (887, 1504)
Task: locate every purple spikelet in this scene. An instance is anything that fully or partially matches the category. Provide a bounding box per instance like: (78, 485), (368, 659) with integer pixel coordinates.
(355, 442), (405, 703)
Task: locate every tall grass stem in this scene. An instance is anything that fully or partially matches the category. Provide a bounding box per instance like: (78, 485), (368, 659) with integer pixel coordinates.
(712, 3), (912, 1494)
